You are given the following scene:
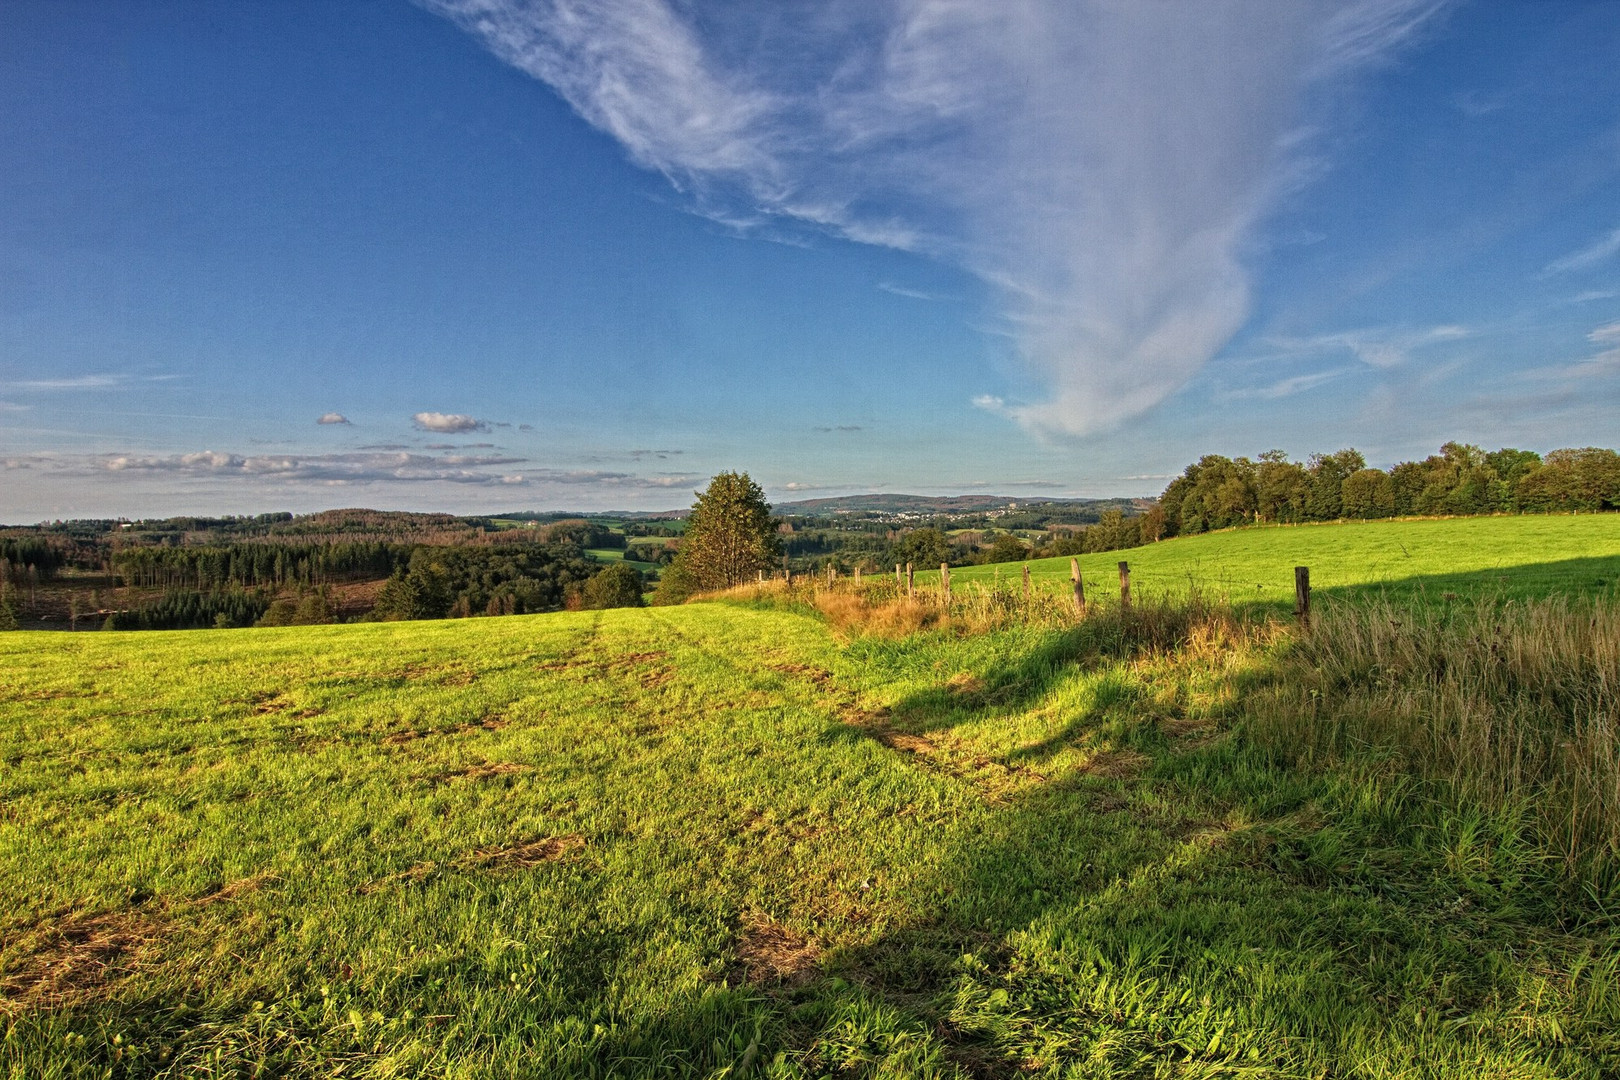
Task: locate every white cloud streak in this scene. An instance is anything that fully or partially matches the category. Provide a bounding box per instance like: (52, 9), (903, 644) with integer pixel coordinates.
(1543, 227), (1620, 277)
(6, 374), (126, 390)
(426, 0), (1444, 439)
(1264, 324), (1469, 369)
(4, 449), (702, 493)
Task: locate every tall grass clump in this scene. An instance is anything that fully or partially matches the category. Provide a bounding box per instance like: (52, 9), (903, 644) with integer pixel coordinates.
(1251, 594), (1620, 887)
(702, 575), (1257, 662)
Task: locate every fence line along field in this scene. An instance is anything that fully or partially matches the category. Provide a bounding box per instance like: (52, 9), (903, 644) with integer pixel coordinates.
(946, 512), (1620, 606)
(4, 514), (1620, 1076)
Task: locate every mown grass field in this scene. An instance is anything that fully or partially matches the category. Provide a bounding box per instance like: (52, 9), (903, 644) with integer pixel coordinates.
(949, 514), (1620, 607)
(5, 516), (1620, 1077)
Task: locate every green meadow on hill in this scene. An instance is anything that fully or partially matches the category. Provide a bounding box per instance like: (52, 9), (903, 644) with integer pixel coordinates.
(950, 513), (1620, 607)
(4, 515), (1620, 1077)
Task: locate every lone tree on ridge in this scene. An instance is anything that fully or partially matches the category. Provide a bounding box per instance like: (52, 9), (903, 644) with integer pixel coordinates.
(672, 472), (780, 591)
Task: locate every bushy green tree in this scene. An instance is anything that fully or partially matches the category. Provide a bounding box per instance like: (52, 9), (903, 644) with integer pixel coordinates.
(649, 560), (698, 606)
(582, 563), (645, 609)
(1306, 449), (1366, 520)
(1517, 448), (1620, 512)
(1255, 451), (1311, 523)
(668, 472), (780, 591)
(1342, 468), (1396, 519)
(893, 527), (952, 569)
(982, 532), (1029, 564)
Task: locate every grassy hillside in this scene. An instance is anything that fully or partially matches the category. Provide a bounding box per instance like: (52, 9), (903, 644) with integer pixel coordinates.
(5, 574), (1620, 1076)
(948, 514), (1620, 606)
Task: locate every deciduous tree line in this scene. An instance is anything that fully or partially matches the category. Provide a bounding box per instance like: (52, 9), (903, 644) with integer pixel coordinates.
(1158, 443), (1620, 537)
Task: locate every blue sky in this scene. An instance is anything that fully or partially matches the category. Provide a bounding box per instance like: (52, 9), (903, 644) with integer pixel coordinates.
(1, 0), (1617, 521)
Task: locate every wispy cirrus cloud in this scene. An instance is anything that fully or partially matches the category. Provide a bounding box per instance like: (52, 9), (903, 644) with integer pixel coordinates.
(1543, 226), (1620, 277)
(425, 0), (1445, 439)
(1263, 324), (1469, 369)
(1218, 368), (1355, 402)
(6, 374), (126, 390)
(412, 411), (487, 433)
(877, 282), (943, 302)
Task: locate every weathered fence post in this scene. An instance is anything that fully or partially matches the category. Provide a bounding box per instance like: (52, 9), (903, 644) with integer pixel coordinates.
(757, 570), (763, 584)
(940, 563), (951, 605)
(1071, 558), (1085, 615)
(1118, 561), (1131, 613)
(895, 563), (903, 586)
(1295, 565), (1311, 631)
(854, 566), (861, 585)
(906, 563), (914, 597)
(826, 563), (835, 585)
(1022, 563), (1030, 599)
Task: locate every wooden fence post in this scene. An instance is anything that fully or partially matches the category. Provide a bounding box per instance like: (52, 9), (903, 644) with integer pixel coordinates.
(940, 563), (951, 605)
(1071, 558), (1085, 615)
(826, 564), (835, 585)
(1022, 563), (1030, 599)
(854, 566), (861, 585)
(1118, 561), (1131, 613)
(757, 570), (763, 584)
(1295, 566), (1311, 631)
(895, 563), (902, 586)
(906, 563), (914, 597)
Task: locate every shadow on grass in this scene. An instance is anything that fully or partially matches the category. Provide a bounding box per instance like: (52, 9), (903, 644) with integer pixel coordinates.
(779, 601), (1620, 1077)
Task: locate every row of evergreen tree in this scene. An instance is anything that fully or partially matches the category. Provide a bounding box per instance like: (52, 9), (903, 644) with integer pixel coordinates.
(110, 540), (413, 589)
(102, 589), (271, 630)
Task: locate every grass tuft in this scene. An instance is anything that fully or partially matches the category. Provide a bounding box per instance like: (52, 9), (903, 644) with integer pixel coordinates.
(1251, 594), (1620, 891)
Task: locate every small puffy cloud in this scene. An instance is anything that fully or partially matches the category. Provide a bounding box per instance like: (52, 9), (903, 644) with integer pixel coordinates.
(316, 412), (351, 425)
(972, 394), (1012, 418)
(412, 412), (487, 433)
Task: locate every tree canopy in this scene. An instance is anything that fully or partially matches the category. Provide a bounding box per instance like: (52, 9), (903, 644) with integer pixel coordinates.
(670, 472), (780, 591)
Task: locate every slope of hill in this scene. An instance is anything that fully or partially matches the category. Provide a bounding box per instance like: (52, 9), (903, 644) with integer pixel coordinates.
(948, 513), (1620, 605)
(5, 530), (1620, 1074)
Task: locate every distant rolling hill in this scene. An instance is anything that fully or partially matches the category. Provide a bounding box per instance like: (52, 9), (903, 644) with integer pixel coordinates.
(772, 493), (1148, 516)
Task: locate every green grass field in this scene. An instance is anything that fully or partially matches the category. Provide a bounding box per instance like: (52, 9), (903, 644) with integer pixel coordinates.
(586, 547), (661, 572)
(949, 514), (1620, 607)
(5, 516), (1620, 1077)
